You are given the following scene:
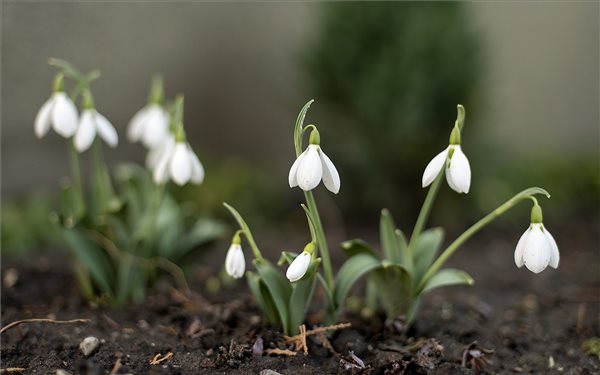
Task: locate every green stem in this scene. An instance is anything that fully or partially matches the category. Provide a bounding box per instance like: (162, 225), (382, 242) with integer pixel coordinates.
(417, 187), (550, 291)
(304, 191), (334, 292)
(223, 202), (263, 260)
(68, 140), (85, 218)
(408, 169), (445, 253)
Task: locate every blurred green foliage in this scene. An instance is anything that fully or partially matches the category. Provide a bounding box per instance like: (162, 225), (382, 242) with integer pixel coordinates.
(305, 2), (482, 219)
(2, 191), (61, 255)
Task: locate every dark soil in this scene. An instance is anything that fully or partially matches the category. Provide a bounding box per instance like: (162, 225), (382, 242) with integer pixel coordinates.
(2, 222), (599, 374)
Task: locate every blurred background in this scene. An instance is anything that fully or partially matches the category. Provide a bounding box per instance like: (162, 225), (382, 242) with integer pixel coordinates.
(2, 2), (598, 255)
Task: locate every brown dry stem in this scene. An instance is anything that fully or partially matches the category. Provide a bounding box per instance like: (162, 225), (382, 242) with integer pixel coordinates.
(0, 318), (90, 334)
(283, 322), (351, 355)
(150, 352), (174, 365)
(265, 348), (297, 356)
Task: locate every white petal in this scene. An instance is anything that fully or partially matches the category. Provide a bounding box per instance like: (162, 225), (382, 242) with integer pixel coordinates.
(288, 149), (307, 188)
(127, 106), (150, 143)
(34, 97), (54, 138)
(95, 112), (119, 147)
(286, 252), (311, 282)
(141, 105), (169, 149)
(542, 225), (560, 269)
(514, 227), (529, 268)
(523, 224), (551, 273)
(319, 148), (340, 194)
(225, 244), (245, 279)
(187, 145), (205, 184)
(51, 92), (78, 138)
(74, 110), (96, 152)
(422, 147), (449, 188)
(296, 145), (322, 191)
(169, 143), (192, 186)
(446, 146), (471, 194)
(152, 139), (174, 184)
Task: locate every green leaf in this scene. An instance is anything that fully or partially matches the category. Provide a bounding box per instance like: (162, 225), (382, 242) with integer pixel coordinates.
(177, 218), (226, 259)
(277, 251), (299, 266)
(334, 253), (382, 310)
(247, 271), (279, 325)
(413, 227), (444, 283)
(294, 99), (315, 156)
(62, 228), (114, 296)
(380, 209), (412, 271)
(254, 259), (292, 330)
(288, 258), (320, 335)
(421, 268), (473, 294)
(370, 264), (412, 318)
(340, 239), (378, 258)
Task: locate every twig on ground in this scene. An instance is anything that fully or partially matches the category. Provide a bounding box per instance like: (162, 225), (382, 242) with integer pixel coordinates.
(149, 352), (174, 365)
(283, 322), (351, 355)
(109, 353), (123, 375)
(0, 369), (27, 373)
(265, 348), (297, 356)
(0, 318), (90, 334)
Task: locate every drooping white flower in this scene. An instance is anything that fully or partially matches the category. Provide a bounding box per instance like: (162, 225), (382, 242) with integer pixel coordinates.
(422, 145), (471, 194)
(289, 144), (340, 193)
(514, 223), (560, 274)
(153, 140), (204, 186)
(34, 91), (78, 139)
(146, 134), (175, 171)
(286, 251), (312, 282)
(74, 108), (118, 152)
(127, 103), (169, 149)
(225, 243), (245, 279)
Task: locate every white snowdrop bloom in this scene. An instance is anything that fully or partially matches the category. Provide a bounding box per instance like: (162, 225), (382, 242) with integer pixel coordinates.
(153, 141), (204, 186)
(35, 92), (79, 139)
(289, 144), (340, 193)
(74, 109), (118, 152)
(225, 243), (246, 279)
(514, 223), (560, 274)
(286, 251), (312, 282)
(127, 104), (169, 149)
(422, 145), (471, 194)
(146, 134), (175, 171)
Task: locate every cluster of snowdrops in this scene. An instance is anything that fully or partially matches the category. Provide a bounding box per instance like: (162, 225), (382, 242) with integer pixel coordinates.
(35, 60), (559, 334)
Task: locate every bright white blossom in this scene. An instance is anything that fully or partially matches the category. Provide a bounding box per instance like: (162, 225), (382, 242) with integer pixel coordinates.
(286, 251), (312, 282)
(225, 243), (245, 279)
(146, 134), (175, 171)
(153, 140), (204, 186)
(74, 109), (118, 152)
(35, 92), (78, 139)
(127, 104), (169, 149)
(289, 144), (340, 193)
(422, 145), (471, 194)
(514, 223), (559, 274)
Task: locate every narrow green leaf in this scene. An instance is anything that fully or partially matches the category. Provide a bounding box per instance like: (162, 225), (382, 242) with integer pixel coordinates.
(370, 264), (412, 318)
(380, 209), (399, 262)
(277, 251), (299, 266)
(340, 239), (378, 258)
(294, 99), (315, 156)
(421, 268), (474, 294)
(288, 258), (320, 335)
(254, 259), (292, 330)
(62, 228), (114, 296)
(334, 253), (382, 310)
(413, 227), (444, 283)
(247, 271), (279, 325)
(177, 218), (226, 259)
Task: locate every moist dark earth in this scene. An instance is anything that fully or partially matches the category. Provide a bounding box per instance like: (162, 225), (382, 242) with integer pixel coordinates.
(1, 222), (599, 375)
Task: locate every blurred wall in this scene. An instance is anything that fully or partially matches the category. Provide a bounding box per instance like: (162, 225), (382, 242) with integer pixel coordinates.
(2, 2), (598, 198)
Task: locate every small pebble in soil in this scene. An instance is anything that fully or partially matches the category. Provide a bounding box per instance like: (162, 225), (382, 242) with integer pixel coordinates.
(79, 336), (100, 357)
(260, 370), (283, 375)
(56, 370), (72, 375)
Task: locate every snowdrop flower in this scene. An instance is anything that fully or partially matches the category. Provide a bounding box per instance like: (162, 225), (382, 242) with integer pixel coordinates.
(225, 234), (245, 279)
(514, 204), (559, 273)
(34, 75), (78, 139)
(127, 75), (169, 149)
(127, 103), (169, 149)
(422, 145), (471, 193)
(289, 129), (340, 193)
(74, 92), (118, 152)
(286, 243), (315, 282)
(153, 140), (204, 186)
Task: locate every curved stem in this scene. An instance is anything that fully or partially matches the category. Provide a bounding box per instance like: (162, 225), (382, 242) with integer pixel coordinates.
(68, 140), (85, 218)
(417, 187), (550, 291)
(408, 169), (444, 253)
(304, 191), (333, 290)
